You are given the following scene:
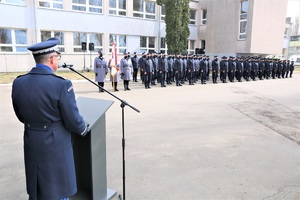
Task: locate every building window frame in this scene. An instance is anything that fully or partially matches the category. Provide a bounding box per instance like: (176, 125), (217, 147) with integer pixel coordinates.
(160, 37), (167, 53)
(140, 36), (156, 53)
(38, 0), (63, 9)
(0, 28), (27, 53)
(201, 9), (207, 25)
(239, 0), (248, 40)
(73, 32), (103, 53)
(72, 0), (103, 13)
(109, 34), (127, 54)
(41, 30), (65, 52)
(160, 5), (166, 21)
(109, 0), (127, 16)
(190, 9), (196, 25)
(188, 40), (195, 54)
(133, 0), (156, 20)
(0, 0), (25, 5)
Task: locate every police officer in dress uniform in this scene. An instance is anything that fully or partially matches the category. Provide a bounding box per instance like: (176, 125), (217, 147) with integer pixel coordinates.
(94, 50), (108, 92)
(120, 52), (132, 91)
(187, 54), (195, 85)
(158, 53), (168, 87)
(220, 56), (228, 83)
(138, 52), (146, 83)
(290, 60), (295, 77)
(286, 60), (290, 78)
(200, 55), (207, 84)
(228, 56), (235, 82)
(11, 38), (90, 200)
(167, 54), (174, 84)
(211, 55), (219, 84)
(174, 54), (183, 86)
(131, 52), (139, 82)
(206, 55), (211, 81)
(143, 53), (153, 89)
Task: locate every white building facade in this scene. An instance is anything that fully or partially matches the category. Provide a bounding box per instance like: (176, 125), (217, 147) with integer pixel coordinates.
(0, 0), (288, 72)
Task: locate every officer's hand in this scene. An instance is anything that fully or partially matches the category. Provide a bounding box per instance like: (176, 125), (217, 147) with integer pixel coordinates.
(82, 121), (91, 137)
(95, 73), (98, 76)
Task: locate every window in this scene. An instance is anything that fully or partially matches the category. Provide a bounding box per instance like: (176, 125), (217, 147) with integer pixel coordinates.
(201, 40), (205, 49)
(190, 9), (196, 25)
(109, 34), (126, 54)
(0, 28), (27, 52)
(109, 0), (126, 16)
(41, 31), (65, 52)
(161, 5), (166, 21)
(140, 36), (155, 53)
(73, 32), (103, 52)
(72, 0), (103, 13)
(0, 0), (25, 5)
(160, 37), (167, 53)
(73, 32), (87, 52)
(39, 0), (63, 9)
(133, 0), (155, 19)
(201, 9), (207, 25)
(188, 40), (195, 54)
(89, 33), (103, 53)
(239, 0), (248, 40)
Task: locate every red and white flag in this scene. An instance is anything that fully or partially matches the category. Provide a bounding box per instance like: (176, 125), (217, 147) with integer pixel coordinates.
(110, 42), (119, 77)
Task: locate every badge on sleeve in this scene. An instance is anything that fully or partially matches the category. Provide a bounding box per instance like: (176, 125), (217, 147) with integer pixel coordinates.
(67, 86), (73, 92)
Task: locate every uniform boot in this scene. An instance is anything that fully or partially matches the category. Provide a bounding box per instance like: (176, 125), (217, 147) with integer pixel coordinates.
(115, 82), (119, 92)
(124, 80), (127, 91)
(126, 81), (131, 90)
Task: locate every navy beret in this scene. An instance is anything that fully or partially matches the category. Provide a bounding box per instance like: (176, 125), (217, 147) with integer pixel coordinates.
(28, 37), (60, 55)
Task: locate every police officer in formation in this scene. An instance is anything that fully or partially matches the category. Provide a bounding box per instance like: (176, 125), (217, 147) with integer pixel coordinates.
(220, 56), (228, 83)
(120, 52), (132, 91)
(113, 52), (295, 91)
(158, 53), (168, 87)
(142, 53), (154, 89)
(211, 56), (219, 84)
(151, 52), (158, 86)
(94, 50), (108, 92)
(174, 54), (183, 86)
(138, 52), (146, 83)
(131, 52), (139, 82)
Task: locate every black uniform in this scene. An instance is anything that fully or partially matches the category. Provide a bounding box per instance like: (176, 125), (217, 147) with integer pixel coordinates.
(131, 53), (139, 82)
(211, 57), (219, 84)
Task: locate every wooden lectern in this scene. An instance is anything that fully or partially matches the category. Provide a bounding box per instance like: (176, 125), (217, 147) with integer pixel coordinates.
(70, 97), (116, 200)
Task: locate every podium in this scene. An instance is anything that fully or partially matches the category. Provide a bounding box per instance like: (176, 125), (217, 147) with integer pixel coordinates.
(70, 97), (116, 200)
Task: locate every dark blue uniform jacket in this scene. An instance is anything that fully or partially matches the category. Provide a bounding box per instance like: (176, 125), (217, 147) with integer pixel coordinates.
(12, 65), (87, 200)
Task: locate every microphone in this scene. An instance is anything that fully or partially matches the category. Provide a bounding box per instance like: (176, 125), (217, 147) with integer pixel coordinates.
(59, 63), (73, 68)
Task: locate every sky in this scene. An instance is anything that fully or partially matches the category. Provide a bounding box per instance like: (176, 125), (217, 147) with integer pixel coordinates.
(286, 0), (300, 18)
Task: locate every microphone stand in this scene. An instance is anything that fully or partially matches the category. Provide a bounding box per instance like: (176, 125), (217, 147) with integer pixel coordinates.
(64, 64), (140, 200)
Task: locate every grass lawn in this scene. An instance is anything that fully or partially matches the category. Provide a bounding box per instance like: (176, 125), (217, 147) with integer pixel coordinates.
(0, 70), (96, 84)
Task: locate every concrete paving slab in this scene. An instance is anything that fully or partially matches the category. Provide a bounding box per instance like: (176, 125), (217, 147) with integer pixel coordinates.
(1, 73), (300, 200)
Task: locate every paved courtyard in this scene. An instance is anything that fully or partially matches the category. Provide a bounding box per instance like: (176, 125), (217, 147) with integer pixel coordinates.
(1, 72), (300, 199)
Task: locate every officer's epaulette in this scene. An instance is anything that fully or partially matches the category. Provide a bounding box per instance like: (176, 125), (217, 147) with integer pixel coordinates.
(16, 74), (27, 79)
(51, 74), (66, 80)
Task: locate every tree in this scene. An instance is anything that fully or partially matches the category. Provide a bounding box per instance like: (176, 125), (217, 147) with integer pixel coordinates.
(157, 0), (190, 54)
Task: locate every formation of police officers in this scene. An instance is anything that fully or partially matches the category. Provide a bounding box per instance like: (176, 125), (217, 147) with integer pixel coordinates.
(131, 52), (295, 89)
(96, 51), (296, 92)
